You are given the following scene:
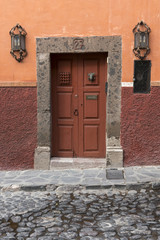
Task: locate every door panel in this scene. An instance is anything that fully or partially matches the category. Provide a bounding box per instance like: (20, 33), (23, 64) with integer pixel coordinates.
(58, 126), (73, 151)
(51, 53), (107, 158)
(51, 55), (77, 157)
(84, 93), (99, 118)
(79, 54), (106, 158)
(57, 93), (72, 118)
(84, 125), (98, 151)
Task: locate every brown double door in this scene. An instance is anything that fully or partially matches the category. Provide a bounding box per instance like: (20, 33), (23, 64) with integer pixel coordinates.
(51, 53), (107, 158)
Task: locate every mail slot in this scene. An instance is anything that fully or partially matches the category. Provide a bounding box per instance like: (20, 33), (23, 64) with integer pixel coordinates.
(86, 95), (98, 100)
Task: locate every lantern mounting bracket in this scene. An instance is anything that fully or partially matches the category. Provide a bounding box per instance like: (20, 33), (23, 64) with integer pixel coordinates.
(133, 21), (151, 60)
(9, 23), (27, 62)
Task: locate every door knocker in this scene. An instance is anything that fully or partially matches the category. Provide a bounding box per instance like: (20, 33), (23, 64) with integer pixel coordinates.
(88, 72), (95, 82)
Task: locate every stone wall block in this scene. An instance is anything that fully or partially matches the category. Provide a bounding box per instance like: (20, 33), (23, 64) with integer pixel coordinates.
(37, 111), (51, 147)
(37, 53), (51, 112)
(107, 146), (123, 167)
(34, 146), (50, 170)
(107, 113), (121, 138)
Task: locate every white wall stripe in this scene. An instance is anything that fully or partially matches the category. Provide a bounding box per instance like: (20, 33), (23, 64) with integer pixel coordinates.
(121, 82), (133, 87)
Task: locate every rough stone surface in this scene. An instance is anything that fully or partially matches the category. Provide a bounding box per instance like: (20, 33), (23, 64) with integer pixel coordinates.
(121, 86), (160, 166)
(36, 52), (51, 147)
(107, 146), (123, 167)
(0, 88), (37, 170)
(34, 147), (50, 170)
(0, 187), (159, 239)
(107, 50), (122, 139)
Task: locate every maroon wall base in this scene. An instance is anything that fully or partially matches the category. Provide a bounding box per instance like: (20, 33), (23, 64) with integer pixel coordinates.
(121, 86), (160, 166)
(0, 87), (37, 170)
(1, 86), (160, 169)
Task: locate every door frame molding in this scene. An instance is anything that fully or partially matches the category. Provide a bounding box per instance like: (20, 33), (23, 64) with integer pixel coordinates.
(34, 36), (123, 169)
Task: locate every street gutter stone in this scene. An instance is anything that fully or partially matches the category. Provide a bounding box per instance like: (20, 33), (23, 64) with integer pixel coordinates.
(106, 169), (124, 179)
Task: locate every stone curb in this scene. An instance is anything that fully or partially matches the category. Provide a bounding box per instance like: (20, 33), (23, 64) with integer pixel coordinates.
(0, 180), (160, 192)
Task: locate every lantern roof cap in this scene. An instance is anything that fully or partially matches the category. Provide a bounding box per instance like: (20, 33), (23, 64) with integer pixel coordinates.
(9, 23), (27, 36)
(133, 21), (151, 34)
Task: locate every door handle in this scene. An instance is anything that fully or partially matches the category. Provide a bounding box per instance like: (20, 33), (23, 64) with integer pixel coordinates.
(73, 109), (79, 116)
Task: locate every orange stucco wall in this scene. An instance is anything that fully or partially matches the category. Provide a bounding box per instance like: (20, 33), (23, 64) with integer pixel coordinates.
(0, 0), (160, 84)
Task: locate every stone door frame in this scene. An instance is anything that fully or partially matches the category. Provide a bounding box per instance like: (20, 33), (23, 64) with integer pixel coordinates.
(34, 36), (123, 170)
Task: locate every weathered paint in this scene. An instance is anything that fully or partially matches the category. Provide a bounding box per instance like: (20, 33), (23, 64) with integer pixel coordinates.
(121, 87), (160, 166)
(0, 88), (37, 170)
(0, 0), (160, 84)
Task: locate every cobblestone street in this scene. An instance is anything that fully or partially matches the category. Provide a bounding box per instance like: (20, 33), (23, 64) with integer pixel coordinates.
(0, 186), (160, 240)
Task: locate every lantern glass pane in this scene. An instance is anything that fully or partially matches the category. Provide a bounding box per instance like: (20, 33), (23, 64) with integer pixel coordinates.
(134, 32), (149, 49)
(140, 32), (149, 49)
(21, 35), (26, 51)
(11, 35), (21, 50)
(134, 32), (140, 49)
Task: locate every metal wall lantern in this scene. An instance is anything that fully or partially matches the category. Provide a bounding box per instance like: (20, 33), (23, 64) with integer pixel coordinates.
(133, 21), (151, 60)
(9, 24), (27, 62)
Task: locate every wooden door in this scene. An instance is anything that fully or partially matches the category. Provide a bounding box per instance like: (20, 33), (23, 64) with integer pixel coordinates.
(51, 53), (107, 158)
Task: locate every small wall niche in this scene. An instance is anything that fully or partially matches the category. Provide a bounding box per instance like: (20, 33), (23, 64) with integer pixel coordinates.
(133, 60), (151, 93)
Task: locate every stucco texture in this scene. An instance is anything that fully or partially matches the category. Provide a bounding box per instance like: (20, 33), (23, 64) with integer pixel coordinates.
(0, 0), (160, 85)
(0, 88), (37, 170)
(121, 87), (160, 166)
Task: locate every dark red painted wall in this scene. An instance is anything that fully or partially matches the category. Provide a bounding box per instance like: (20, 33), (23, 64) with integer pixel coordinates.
(0, 88), (37, 170)
(121, 86), (160, 166)
(1, 86), (159, 169)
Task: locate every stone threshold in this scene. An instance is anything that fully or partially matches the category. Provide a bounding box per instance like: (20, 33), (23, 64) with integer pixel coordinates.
(50, 157), (106, 170)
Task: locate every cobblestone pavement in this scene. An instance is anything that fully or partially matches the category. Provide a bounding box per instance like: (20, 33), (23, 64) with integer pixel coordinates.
(0, 187), (160, 240)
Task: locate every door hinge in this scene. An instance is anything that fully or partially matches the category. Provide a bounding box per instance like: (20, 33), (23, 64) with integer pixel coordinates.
(105, 82), (108, 93)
